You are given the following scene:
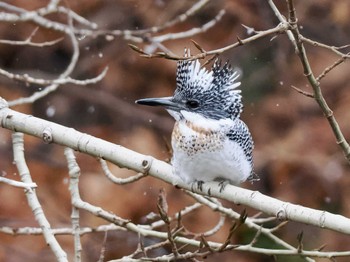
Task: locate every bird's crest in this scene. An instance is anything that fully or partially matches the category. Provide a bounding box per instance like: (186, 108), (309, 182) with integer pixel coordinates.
(175, 49), (243, 120)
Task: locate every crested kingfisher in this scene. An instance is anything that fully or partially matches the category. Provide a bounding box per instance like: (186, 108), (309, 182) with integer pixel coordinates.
(136, 50), (256, 191)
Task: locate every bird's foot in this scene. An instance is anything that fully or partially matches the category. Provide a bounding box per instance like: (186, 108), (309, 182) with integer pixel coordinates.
(191, 180), (204, 192)
(247, 172), (260, 184)
(218, 180), (229, 193)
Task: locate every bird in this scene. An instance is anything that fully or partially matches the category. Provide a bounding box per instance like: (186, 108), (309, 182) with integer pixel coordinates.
(136, 50), (256, 192)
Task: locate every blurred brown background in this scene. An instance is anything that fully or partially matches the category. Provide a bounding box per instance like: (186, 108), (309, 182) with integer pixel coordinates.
(1, 0), (350, 261)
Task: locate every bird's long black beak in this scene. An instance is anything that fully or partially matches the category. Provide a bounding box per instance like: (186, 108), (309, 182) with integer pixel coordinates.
(135, 97), (181, 111)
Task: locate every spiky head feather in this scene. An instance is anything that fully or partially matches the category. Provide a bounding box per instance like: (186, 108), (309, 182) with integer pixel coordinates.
(174, 50), (243, 120)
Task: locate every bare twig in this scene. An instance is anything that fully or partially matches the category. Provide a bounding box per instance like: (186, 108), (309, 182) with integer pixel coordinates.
(97, 232), (108, 262)
(291, 85), (314, 98)
(297, 231), (304, 253)
(202, 214), (226, 237)
(0, 224), (126, 236)
(100, 158), (148, 185)
(149, 202), (202, 230)
(269, 221), (289, 233)
(0, 176), (37, 189)
(217, 210), (246, 252)
(0, 27), (63, 47)
(267, 0), (296, 46)
(0, 67), (108, 87)
(141, 0), (211, 34)
(157, 189), (180, 258)
(12, 132), (68, 262)
(149, 9), (226, 43)
(65, 148), (82, 262)
(301, 36), (350, 58)
(316, 53), (350, 82)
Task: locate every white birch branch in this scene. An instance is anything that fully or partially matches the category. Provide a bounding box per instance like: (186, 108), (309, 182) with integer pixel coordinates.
(0, 176), (37, 189)
(0, 66), (108, 87)
(65, 148), (82, 262)
(1, 97), (350, 235)
(0, 224), (125, 236)
(11, 132), (68, 262)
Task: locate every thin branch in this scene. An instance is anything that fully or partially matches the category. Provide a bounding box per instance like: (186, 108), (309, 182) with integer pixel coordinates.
(301, 35), (350, 58)
(0, 224), (126, 236)
(0, 2), (26, 13)
(0, 176), (37, 189)
(202, 214), (226, 237)
(249, 216), (277, 225)
(291, 85), (314, 98)
(267, 0), (296, 46)
(54, 6), (98, 29)
(100, 158), (148, 184)
(149, 202), (202, 230)
(97, 232), (108, 262)
(156, 0), (210, 33)
(47, 0), (60, 10)
(0, 66), (108, 87)
(124, 238), (169, 260)
(217, 211), (246, 252)
(149, 9), (226, 43)
(269, 221), (289, 233)
(0, 27), (63, 47)
(129, 0), (211, 35)
(316, 53), (350, 82)
(65, 148), (82, 262)
(157, 189), (181, 259)
(249, 227), (263, 247)
(12, 132), (68, 262)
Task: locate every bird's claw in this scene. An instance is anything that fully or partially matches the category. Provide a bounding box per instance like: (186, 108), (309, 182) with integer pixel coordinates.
(191, 180), (204, 192)
(247, 172), (260, 184)
(218, 180), (229, 193)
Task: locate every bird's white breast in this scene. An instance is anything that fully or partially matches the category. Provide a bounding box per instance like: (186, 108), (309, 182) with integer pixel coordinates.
(171, 114), (251, 185)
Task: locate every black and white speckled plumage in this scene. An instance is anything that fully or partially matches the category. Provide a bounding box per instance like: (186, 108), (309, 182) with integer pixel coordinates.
(226, 119), (254, 172)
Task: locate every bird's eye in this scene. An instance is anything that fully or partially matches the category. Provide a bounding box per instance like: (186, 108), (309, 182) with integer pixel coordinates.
(186, 100), (200, 109)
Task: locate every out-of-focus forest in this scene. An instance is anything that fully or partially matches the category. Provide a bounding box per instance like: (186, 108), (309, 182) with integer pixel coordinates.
(1, 0), (350, 261)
